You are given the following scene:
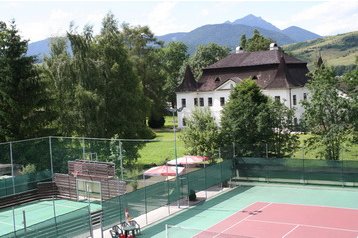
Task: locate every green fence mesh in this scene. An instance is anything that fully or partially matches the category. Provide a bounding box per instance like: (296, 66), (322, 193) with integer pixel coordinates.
(236, 157), (358, 186)
(0, 206), (91, 238)
(102, 160), (234, 229)
(0, 170), (52, 197)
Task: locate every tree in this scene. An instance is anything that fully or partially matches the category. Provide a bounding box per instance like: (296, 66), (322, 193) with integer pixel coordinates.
(160, 42), (189, 107)
(302, 65), (353, 160)
(264, 100), (299, 157)
(240, 34), (247, 49)
(244, 29), (271, 52)
(220, 79), (271, 156)
(120, 23), (167, 126)
(187, 43), (230, 80)
(0, 20), (54, 141)
(180, 107), (220, 161)
(44, 13), (153, 139)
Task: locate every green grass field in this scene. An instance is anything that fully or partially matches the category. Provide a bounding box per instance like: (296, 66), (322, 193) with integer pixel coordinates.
(136, 127), (357, 168)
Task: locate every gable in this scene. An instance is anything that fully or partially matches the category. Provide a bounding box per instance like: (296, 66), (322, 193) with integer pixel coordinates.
(216, 79), (237, 91)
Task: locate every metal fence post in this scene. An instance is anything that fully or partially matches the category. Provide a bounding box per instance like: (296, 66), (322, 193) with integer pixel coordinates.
(10, 142), (15, 195)
(49, 136), (54, 176)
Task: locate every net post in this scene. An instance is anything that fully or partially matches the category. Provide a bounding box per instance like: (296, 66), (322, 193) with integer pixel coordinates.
(165, 224), (169, 238)
(52, 196), (59, 236)
(12, 206), (16, 235)
(341, 150), (344, 187)
(87, 205), (94, 238)
(144, 178), (148, 225)
(22, 210), (27, 237)
(167, 178), (170, 215)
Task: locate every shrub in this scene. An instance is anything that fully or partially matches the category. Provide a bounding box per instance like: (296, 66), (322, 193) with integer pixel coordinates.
(189, 189), (196, 201)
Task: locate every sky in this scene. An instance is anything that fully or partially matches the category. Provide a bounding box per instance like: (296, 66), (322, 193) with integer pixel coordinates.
(0, 0), (357, 42)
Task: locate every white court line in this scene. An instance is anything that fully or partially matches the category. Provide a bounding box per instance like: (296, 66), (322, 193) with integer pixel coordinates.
(282, 225), (300, 238)
(247, 219), (358, 233)
(212, 202), (272, 238)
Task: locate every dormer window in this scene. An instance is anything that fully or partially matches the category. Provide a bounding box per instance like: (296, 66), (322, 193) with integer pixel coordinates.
(215, 77), (221, 83)
(252, 75), (258, 80)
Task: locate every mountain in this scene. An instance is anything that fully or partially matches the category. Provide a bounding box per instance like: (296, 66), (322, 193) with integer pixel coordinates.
(157, 14), (322, 53)
(283, 31), (358, 74)
(28, 14), (324, 58)
(282, 26), (321, 42)
(27, 38), (52, 60)
(157, 23), (295, 53)
(231, 14), (281, 32)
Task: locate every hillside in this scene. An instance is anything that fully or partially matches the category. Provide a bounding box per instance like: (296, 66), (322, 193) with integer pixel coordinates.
(158, 23), (295, 53)
(283, 31), (358, 73)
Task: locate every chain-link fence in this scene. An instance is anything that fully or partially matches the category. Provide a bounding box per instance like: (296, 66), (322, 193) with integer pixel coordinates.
(101, 159), (234, 230)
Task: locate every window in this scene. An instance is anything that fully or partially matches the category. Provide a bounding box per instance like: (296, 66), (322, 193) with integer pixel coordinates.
(181, 98), (186, 108)
(199, 97), (204, 107)
(220, 97), (225, 106)
(303, 93), (307, 100)
(208, 97), (213, 107)
(293, 95), (297, 105)
(194, 98), (198, 106)
(293, 118), (298, 126)
(275, 96), (280, 102)
(215, 77), (220, 83)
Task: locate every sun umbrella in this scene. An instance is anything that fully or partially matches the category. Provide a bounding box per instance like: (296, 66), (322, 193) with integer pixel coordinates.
(166, 156), (209, 166)
(143, 165), (185, 177)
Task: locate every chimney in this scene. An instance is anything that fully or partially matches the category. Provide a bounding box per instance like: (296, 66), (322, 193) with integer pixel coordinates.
(235, 46), (244, 53)
(270, 42), (279, 51)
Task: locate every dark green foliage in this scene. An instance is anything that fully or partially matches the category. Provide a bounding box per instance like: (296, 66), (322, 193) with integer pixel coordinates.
(189, 189), (196, 201)
(184, 43), (230, 80)
(240, 34), (247, 49)
(0, 20), (54, 141)
(44, 13), (153, 140)
(244, 29), (272, 52)
(220, 80), (298, 157)
(180, 108), (219, 161)
(120, 23), (167, 123)
(302, 65), (353, 160)
(148, 115), (165, 129)
(160, 42), (189, 106)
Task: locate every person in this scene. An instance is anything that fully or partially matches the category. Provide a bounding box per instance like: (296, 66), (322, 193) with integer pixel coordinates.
(125, 208), (131, 223)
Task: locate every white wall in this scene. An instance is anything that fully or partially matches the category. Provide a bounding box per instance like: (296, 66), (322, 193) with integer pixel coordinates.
(176, 86), (308, 128)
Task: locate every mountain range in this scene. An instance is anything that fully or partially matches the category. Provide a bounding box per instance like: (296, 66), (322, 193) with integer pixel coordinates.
(28, 14), (321, 59)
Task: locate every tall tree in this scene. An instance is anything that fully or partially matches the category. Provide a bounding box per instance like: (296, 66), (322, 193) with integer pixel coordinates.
(160, 42), (189, 107)
(44, 13), (152, 139)
(220, 79), (271, 156)
(187, 43), (230, 80)
(240, 34), (247, 49)
(302, 65), (353, 160)
(120, 23), (167, 126)
(180, 107), (219, 161)
(0, 20), (53, 141)
(245, 29), (272, 52)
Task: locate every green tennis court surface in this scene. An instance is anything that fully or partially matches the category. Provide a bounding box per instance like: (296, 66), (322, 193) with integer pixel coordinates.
(0, 199), (101, 236)
(142, 184), (358, 238)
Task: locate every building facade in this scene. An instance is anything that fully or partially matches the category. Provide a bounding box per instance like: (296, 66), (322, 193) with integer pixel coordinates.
(176, 44), (310, 128)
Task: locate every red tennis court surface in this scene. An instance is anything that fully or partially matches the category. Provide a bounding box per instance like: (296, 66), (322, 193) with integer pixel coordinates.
(194, 202), (358, 238)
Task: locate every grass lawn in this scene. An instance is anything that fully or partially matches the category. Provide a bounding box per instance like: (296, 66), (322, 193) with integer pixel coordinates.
(137, 129), (185, 167)
(292, 134), (358, 160)
(136, 128), (357, 168)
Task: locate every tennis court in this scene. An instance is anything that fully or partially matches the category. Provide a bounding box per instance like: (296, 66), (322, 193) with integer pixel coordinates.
(143, 184), (358, 238)
(0, 199), (101, 237)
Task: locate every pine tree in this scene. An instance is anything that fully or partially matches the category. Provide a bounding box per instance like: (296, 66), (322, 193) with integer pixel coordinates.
(0, 20), (53, 141)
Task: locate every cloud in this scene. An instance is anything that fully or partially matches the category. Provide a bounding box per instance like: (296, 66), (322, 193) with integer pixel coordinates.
(281, 1), (358, 35)
(147, 1), (181, 35)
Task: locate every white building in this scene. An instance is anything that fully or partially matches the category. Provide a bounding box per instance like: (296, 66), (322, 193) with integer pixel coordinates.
(176, 44), (310, 128)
